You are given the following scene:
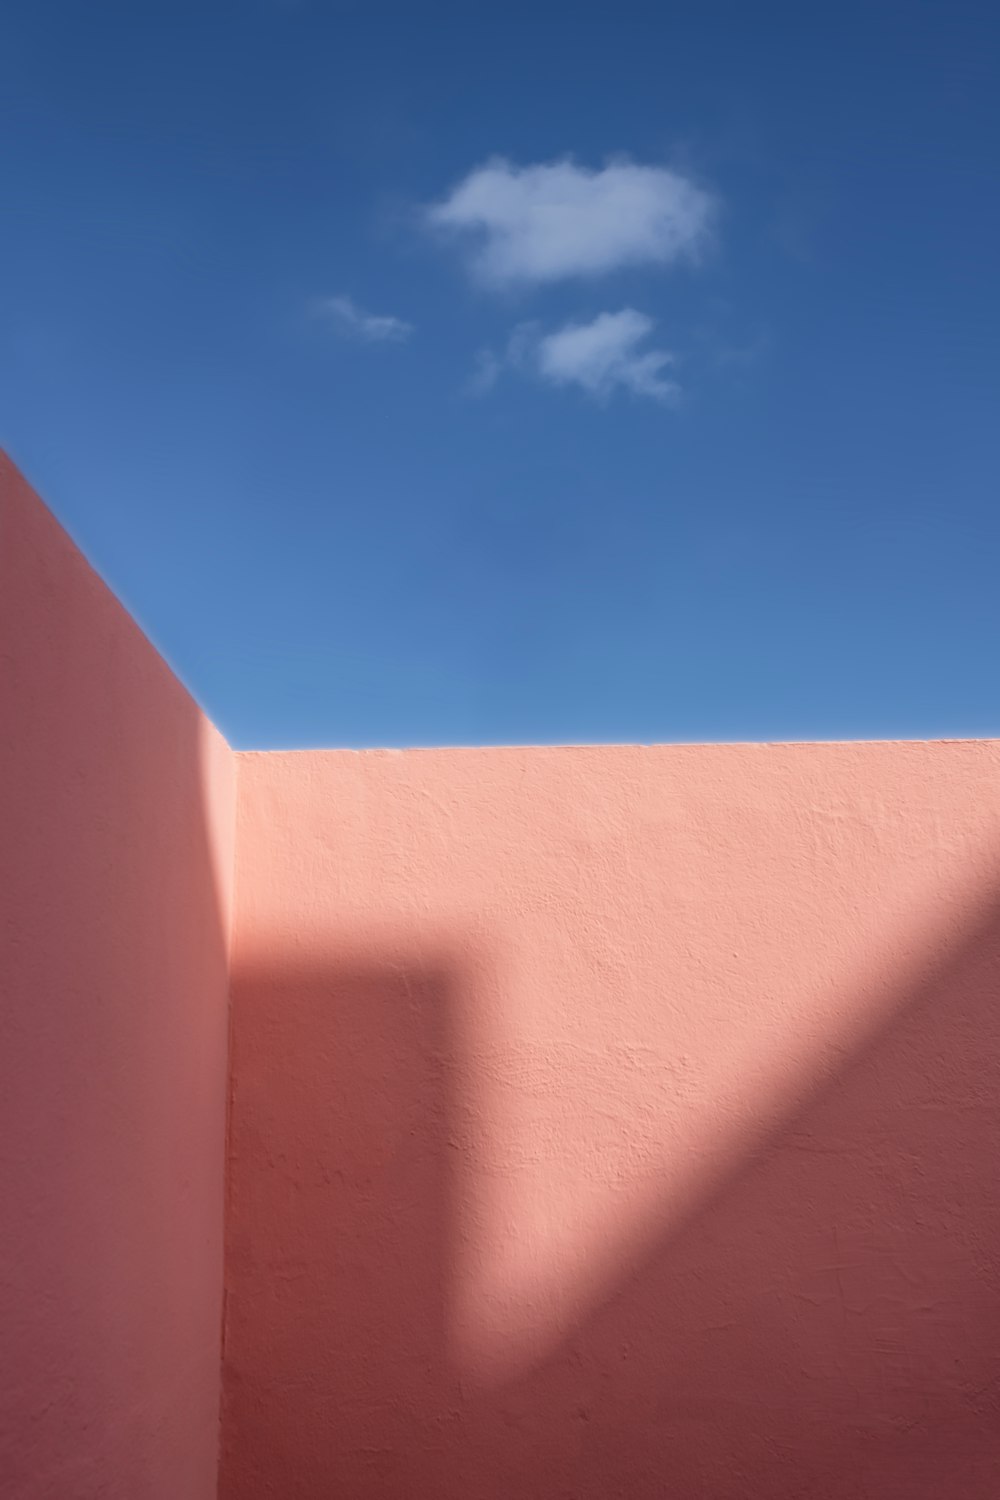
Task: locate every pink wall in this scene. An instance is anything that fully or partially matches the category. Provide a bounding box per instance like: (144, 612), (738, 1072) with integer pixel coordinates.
(0, 456), (235, 1499)
(4, 456), (1000, 1497)
(223, 743), (1000, 1499)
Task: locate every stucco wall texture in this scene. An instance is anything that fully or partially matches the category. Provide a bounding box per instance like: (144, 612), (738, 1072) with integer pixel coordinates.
(0, 456), (236, 1499)
(3, 458), (1000, 1498)
(221, 744), (1000, 1499)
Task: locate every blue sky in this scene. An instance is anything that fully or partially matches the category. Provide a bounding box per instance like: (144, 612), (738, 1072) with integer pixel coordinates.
(2, 0), (998, 748)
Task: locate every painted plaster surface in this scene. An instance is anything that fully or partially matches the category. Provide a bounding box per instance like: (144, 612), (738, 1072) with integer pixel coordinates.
(0, 456), (236, 1499)
(3, 457), (1000, 1498)
(223, 743), (1000, 1499)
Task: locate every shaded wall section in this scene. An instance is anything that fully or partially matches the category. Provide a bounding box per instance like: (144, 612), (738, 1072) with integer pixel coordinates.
(223, 742), (1000, 1500)
(0, 455), (236, 1499)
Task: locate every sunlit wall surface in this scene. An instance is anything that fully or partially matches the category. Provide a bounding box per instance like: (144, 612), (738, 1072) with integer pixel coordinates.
(2, 457), (998, 1499)
(223, 741), (1000, 1498)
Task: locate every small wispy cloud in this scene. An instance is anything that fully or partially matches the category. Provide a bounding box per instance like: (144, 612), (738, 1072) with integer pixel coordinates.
(315, 294), (413, 343)
(476, 309), (679, 405)
(426, 156), (714, 288)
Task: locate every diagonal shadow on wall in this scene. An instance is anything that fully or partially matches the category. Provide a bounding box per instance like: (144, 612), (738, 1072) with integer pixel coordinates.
(220, 886), (1000, 1500)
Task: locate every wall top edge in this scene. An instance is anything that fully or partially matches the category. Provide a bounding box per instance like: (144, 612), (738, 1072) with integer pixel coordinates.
(234, 737), (1000, 759)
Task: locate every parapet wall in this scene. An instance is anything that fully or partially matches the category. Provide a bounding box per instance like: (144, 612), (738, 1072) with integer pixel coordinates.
(222, 740), (1000, 1498)
(3, 456), (999, 1499)
(0, 456), (235, 1500)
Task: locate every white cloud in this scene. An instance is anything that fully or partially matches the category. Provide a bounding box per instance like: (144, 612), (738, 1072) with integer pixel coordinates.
(426, 157), (714, 287)
(316, 294), (413, 343)
(488, 309), (678, 404)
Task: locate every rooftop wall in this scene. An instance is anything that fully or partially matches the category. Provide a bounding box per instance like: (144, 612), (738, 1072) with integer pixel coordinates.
(0, 456), (236, 1499)
(222, 741), (1000, 1499)
(2, 456), (999, 1498)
